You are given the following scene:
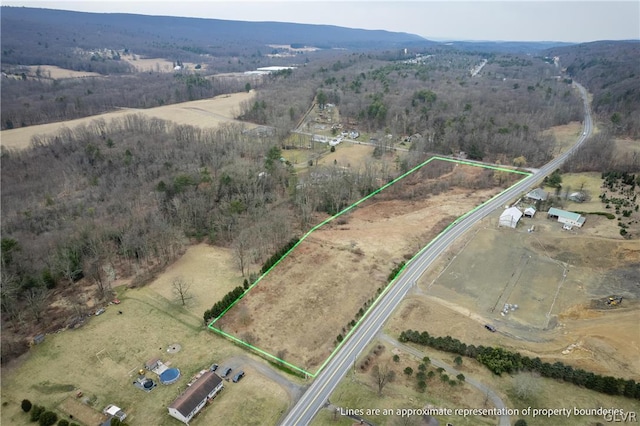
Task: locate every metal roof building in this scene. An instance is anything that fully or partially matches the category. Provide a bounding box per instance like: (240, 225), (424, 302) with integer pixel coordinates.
(547, 207), (586, 228)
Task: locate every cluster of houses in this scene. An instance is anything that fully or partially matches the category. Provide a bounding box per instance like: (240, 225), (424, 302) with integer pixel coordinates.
(499, 188), (586, 230)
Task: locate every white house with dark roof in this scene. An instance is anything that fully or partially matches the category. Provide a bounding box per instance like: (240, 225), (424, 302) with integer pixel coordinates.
(168, 371), (223, 424)
(547, 207), (586, 228)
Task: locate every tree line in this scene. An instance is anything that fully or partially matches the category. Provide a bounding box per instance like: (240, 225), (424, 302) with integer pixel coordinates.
(399, 329), (640, 399)
(1, 71), (253, 130)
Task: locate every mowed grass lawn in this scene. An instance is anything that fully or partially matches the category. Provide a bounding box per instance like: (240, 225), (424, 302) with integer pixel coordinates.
(1, 250), (290, 426)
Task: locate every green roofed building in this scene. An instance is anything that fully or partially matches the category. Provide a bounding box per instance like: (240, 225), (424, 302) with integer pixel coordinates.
(547, 207), (586, 228)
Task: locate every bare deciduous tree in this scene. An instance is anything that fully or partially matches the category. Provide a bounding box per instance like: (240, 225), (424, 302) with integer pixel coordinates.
(25, 287), (48, 323)
(172, 276), (193, 306)
(512, 372), (541, 400)
(371, 363), (395, 396)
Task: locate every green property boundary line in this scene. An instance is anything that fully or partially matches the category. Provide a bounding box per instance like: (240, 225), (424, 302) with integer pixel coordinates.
(208, 155), (532, 378)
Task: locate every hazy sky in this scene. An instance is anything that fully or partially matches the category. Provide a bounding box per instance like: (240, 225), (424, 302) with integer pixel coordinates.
(3, 1), (639, 42)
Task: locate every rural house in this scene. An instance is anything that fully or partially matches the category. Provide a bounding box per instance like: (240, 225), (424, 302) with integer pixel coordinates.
(547, 207), (586, 228)
(499, 206), (523, 228)
(526, 188), (549, 201)
(168, 371), (223, 424)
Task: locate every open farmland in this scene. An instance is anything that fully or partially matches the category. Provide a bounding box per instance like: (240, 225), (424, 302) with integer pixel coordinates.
(392, 201), (640, 380)
(25, 65), (103, 79)
(0, 91), (256, 151)
(121, 55), (203, 73)
(0, 244), (294, 426)
(215, 160), (525, 373)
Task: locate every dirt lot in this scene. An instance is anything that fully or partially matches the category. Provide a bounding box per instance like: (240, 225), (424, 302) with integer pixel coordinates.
(388, 197), (640, 380)
(216, 162), (524, 373)
(0, 91), (256, 151)
(0, 244), (296, 426)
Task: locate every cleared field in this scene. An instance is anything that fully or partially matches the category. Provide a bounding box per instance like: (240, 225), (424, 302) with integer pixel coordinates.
(148, 244), (244, 317)
(0, 245), (293, 426)
(544, 121), (582, 155)
(0, 91), (256, 151)
(614, 138), (640, 163)
(121, 55), (203, 73)
(400, 202), (640, 380)
(26, 65), (102, 79)
(215, 161), (524, 373)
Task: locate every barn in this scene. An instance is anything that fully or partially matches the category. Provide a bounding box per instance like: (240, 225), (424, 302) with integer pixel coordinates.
(499, 207), (523, 228)
(547, 207), (586, 228)
(168, 371), (223, 424)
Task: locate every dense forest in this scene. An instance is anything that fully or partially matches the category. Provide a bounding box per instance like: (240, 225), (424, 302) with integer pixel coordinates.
(240, 50), (582, 166)
(547, 41), (640, 138)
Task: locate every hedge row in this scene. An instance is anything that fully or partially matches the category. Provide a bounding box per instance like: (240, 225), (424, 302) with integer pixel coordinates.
(260, 237), (300, 274)
(399, 329), (640, 400)
(203, 286), (245, 323)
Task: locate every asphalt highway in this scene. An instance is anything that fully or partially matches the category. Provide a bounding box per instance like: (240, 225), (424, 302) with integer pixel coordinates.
(281, 82), (592, 426)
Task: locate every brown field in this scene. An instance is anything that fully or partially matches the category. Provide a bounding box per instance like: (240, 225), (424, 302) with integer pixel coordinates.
(121, 55), (203, 73)
(614, 137), (640, 163)
(0, 245), (295, 426)
(26, 65), (102, 79)
(390, 200), (640, 380)
(0, 91), (256, 151)
(544, 121), (582, 155)
(216, 162), (523, 372)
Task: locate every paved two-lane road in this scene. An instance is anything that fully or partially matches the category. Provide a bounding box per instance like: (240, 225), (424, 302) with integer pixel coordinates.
(281, 82), (592, 426)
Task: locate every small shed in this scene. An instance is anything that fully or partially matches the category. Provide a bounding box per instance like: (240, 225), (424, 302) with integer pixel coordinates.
(499, 207), (523, 228)
(103, 405), (127, 421)
(145, 358), (161, 371)
(524, 207), (536, 218)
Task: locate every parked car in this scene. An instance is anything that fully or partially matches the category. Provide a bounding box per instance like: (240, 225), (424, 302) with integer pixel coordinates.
(210, 363), (218, 372)
(95, 308), (105, 316)
(484, 324), (496, 332)
(232, 371), (245, 383)
(222, 367), (232, 377)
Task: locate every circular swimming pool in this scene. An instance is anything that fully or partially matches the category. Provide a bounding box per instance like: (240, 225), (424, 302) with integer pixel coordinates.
(159, 368), (180, 385)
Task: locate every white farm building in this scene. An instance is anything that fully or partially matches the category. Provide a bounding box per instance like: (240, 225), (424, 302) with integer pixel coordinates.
(547, 207), (586, 228)
(499, 207), (523, 228)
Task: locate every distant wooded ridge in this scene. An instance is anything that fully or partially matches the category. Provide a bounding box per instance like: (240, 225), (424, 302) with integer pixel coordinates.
(1, 6), (578, 65)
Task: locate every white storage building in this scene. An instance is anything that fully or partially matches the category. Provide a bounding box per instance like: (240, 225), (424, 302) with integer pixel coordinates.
(499, 207), (523, 228)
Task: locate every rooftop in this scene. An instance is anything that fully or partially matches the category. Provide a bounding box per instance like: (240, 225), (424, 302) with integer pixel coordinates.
(169, 371), (222, 417)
